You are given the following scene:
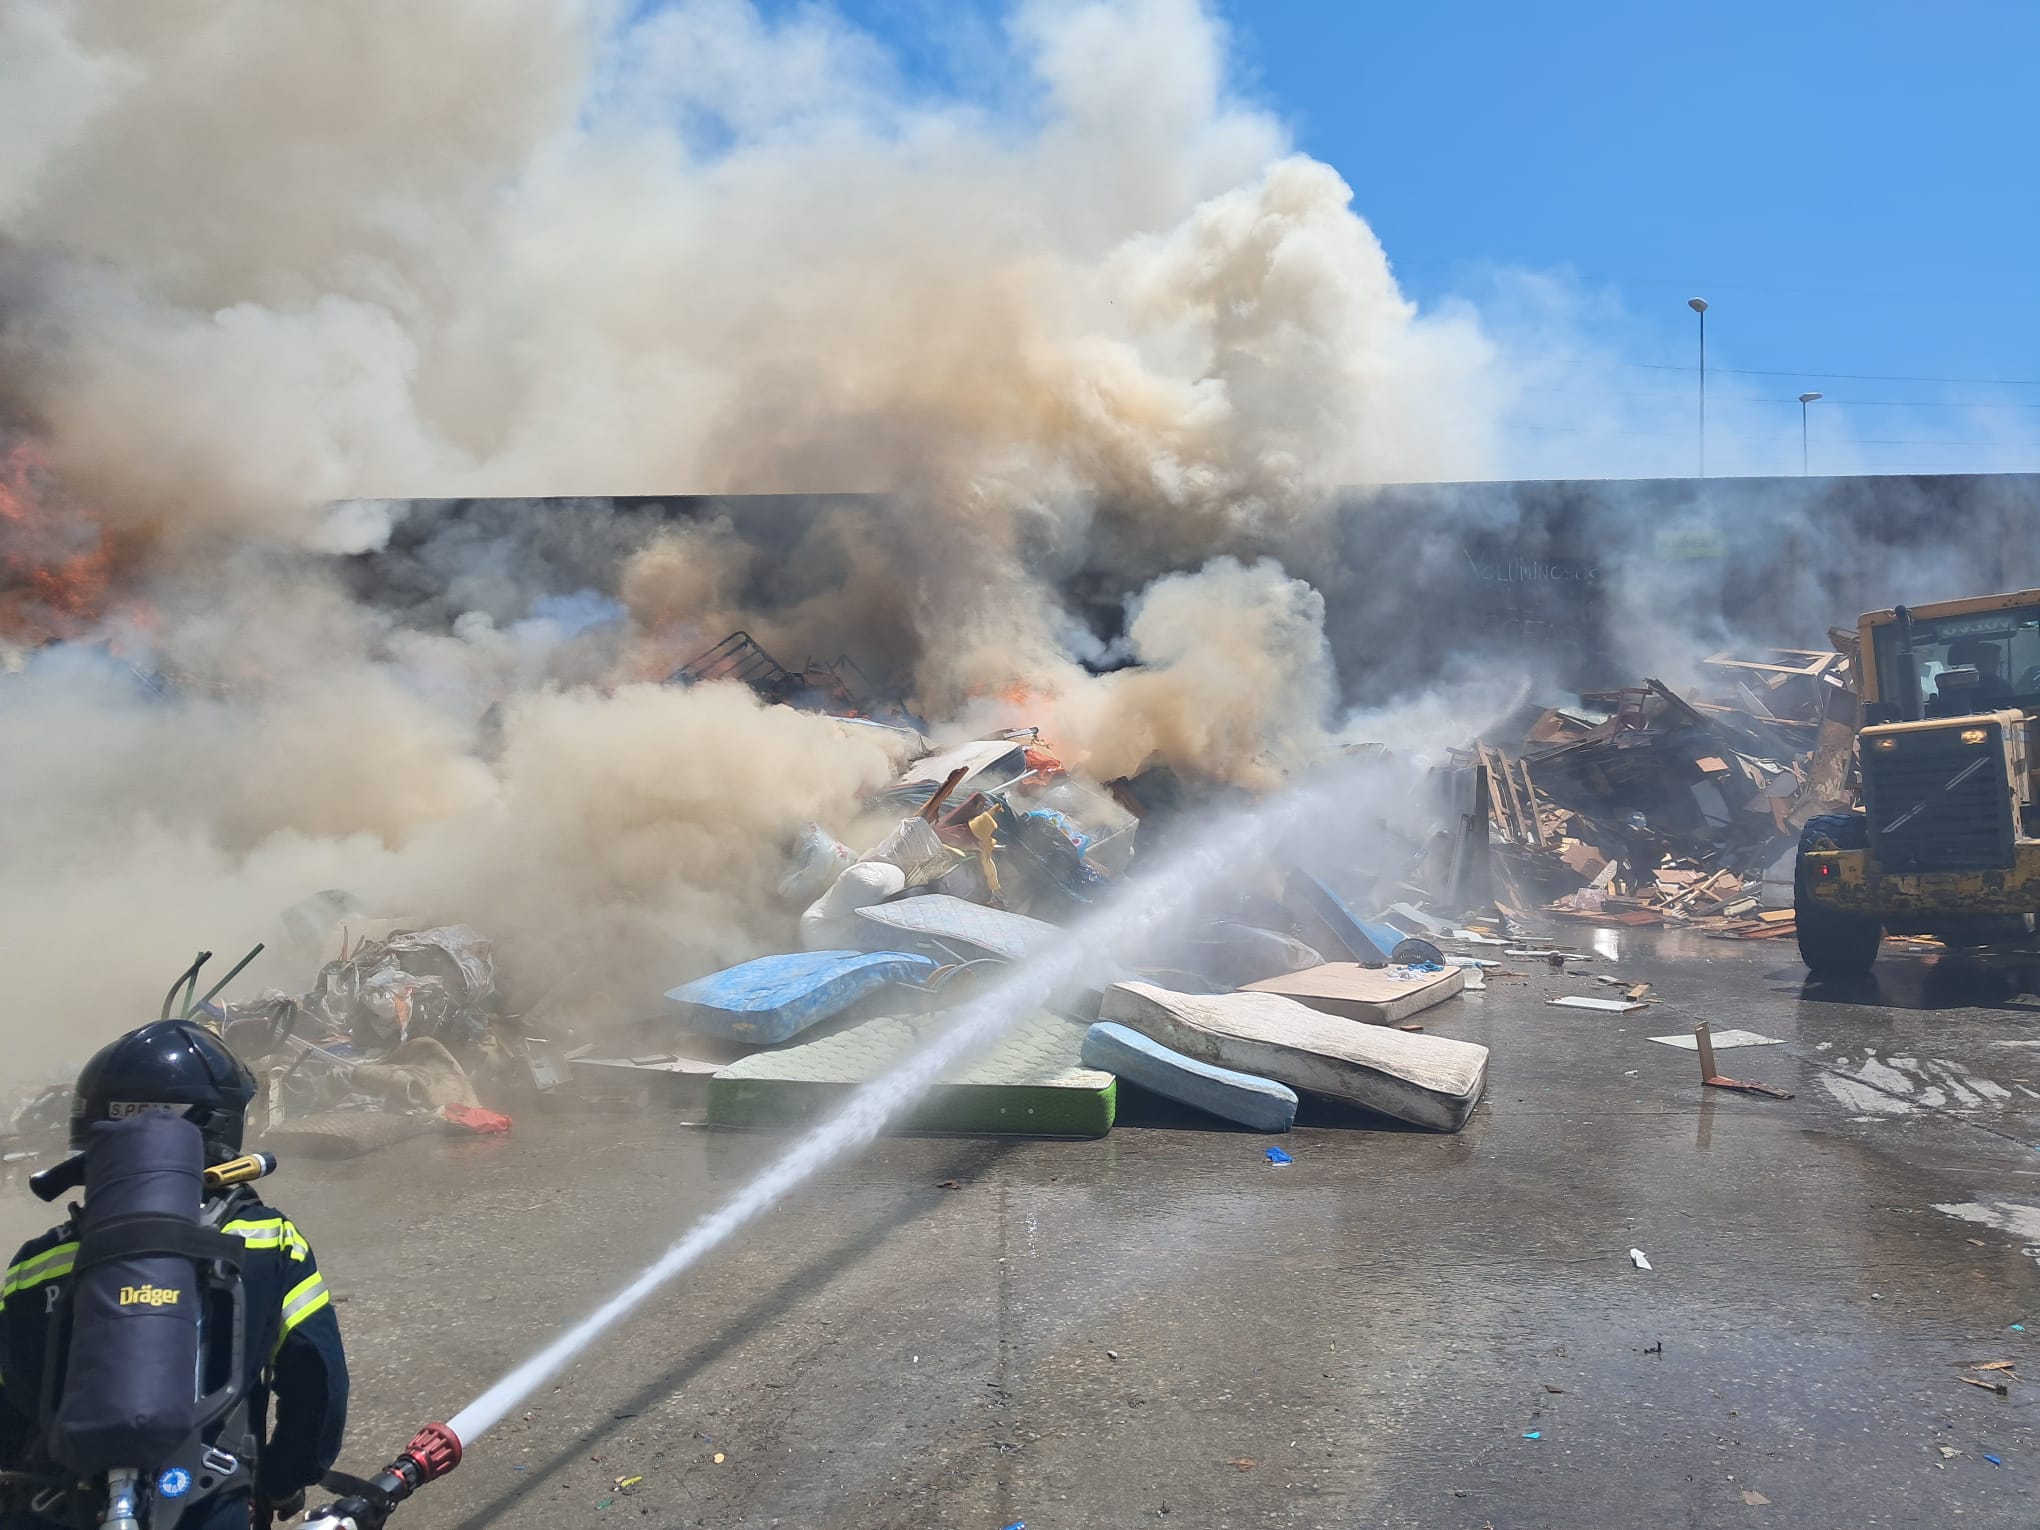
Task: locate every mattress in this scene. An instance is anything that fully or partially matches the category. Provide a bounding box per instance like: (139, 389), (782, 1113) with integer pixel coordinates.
(708, 1009), (1116, 1137)
(1168, 923), (1323, 987)
(849, 896), (1065, 965)
(1282, 871), (1398, 964)
(1098, 981), (1488, 1132)
(1240, 962), (1464, 1026)
(664, 949), (937, 1044)
(1081, 1021), (1297, 1132)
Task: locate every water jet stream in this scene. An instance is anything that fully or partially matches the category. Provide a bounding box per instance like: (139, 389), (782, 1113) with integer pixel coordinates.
(446, 767), (1372, 1444)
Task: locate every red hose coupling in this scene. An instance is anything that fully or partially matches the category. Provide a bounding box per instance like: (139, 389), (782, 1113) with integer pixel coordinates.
(403, 1422), (463, 1483)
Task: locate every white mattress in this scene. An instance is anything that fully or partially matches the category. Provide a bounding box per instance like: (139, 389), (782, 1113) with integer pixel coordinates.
(1099, 981), (1489, 1132)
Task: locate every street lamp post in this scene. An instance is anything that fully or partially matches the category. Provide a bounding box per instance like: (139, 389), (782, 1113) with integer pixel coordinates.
(1688, 298), (1709, 476)
(1798, 392), (1822, 475)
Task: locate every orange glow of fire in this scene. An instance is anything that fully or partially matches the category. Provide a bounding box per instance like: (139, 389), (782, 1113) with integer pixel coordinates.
(0, 442), (113, 643)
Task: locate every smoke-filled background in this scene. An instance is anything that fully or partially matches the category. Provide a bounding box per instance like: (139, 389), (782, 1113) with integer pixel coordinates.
(0, 0), (1521, 1069)
(0, 0), (2031, 1072)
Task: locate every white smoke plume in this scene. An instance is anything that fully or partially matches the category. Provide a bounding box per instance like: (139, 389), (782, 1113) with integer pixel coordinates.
(0, 0), (1519, 1061)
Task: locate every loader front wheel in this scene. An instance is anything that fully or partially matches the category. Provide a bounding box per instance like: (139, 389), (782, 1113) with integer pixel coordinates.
(1795, 873), (1882, 976)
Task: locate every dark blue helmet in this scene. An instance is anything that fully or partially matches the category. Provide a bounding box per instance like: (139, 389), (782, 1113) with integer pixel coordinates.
(69, 1020), (257, 1162)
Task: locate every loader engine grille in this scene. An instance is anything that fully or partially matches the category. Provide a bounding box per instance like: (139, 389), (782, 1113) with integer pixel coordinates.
(1863, 724), (2014, 873)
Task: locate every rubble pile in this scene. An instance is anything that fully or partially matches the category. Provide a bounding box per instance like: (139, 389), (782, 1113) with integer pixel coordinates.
(13, 624), (1868, 1160)
(1451, 640), (1860, 939)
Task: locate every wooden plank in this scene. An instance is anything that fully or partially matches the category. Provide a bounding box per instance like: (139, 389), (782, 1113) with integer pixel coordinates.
(1484, 743), (1532, 845)
(1515, 758), (1547, 847)
(1701, 650), (1835, 678)
(1475, 743), (1514, 841)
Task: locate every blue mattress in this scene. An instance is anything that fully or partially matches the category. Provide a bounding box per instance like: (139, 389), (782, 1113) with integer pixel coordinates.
(1284, 871), (1398, 965)
(664, 949), (936, 1044)
(1081, 1021), (1297, 1132)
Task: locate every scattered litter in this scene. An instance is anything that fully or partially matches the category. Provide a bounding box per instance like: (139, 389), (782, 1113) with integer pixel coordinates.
(1984, 1453), (2004, 1466)
(1521, 1431), (1541, 1440)
(1228, 1459), (1256, 1471)
(1542, 1385), (1565, 1394)
(1105, 1350), (1120, 1361)
(614, 1475), (642, 1491)
(1959, 1376), (2010, 1396)
(1549, 996), (1648, 1014)
(441, 1103), (513, 1135)
(1628, 1248), (1652, 1271)
(1691, 1022), (1794, 1099)
(1939, 1446), (1961, 1458)
(1972, 1361), (2016, 1372)
(1650, 1029), (1783, 1051)
(2014, 1324), (2026, 1332)
(713, 1452), (726, 1464)
(1740, 1490), (1770, 1506)
(937, 1180), (962, 1190)
(1265, 1146), (1294, 1166)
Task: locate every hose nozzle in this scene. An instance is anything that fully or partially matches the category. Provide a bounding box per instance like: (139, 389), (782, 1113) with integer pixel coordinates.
(301, 1423), (462, 1530)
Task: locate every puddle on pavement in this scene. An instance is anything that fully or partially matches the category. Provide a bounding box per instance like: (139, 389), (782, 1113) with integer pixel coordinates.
(1818, 1049), (2015, 1117)
(1931, 1199), (2040, 1265)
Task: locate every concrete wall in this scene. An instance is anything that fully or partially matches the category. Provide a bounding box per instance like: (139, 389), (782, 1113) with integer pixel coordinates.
(359, 473), (2040, 701)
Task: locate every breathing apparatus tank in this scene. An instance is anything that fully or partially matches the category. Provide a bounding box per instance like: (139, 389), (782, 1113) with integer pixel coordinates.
(38, 1111), (254, 1529)
(46, 1112), (215, 1474)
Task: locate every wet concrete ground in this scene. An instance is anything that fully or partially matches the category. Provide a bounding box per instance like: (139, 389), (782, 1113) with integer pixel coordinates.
(14, 930), (2040, 1528)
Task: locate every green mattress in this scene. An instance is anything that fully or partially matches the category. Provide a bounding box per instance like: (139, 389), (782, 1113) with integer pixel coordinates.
(707, 1011), (1116, 1137)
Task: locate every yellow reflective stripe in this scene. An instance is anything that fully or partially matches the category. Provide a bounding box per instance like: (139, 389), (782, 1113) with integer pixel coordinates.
(282, 1222), (310, 1264)
(223, 1217), (285, 1250)
(278, 1271), (330, 1343)
(2, 1242), (78, 1298)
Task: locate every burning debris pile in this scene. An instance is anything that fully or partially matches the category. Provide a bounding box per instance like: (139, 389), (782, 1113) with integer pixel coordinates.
(1451, 640), (1861, 938)
(564, 697), (1493, 1139)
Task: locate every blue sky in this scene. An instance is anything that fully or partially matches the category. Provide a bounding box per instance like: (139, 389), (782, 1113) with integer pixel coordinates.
(765, 0), (2040, 479)
(1238, 0), (2040, 477)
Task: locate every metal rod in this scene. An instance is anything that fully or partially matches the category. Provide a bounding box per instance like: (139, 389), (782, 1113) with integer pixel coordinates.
(177, 952), (212, 1019)
(160, 952), (211, 1021)
(189, 942), (266, 1016)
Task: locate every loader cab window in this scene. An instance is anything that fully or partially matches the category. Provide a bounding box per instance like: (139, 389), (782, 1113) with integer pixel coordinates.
(1873, 607), (2040, 717)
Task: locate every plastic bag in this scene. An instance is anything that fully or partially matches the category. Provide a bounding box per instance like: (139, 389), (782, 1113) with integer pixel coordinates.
(864, 816), (954, 885)
(778, 822), (857, 906)
(799, 861), (907, 949)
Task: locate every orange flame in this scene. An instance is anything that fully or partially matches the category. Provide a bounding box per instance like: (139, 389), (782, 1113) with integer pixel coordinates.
(0, 443), (112, 643)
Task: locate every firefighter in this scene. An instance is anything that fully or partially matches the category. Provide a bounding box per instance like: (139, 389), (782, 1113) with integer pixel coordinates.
(0, 1022), (349, 1529)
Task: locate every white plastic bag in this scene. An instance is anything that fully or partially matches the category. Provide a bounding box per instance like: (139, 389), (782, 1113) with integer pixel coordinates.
(777, 822), (857, 906)
(864, 816), (953, 885)
(799, 861), (907, 950)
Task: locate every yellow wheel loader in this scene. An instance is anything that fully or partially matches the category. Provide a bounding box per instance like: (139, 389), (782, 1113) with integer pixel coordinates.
(1796, 589), (2040, 975)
